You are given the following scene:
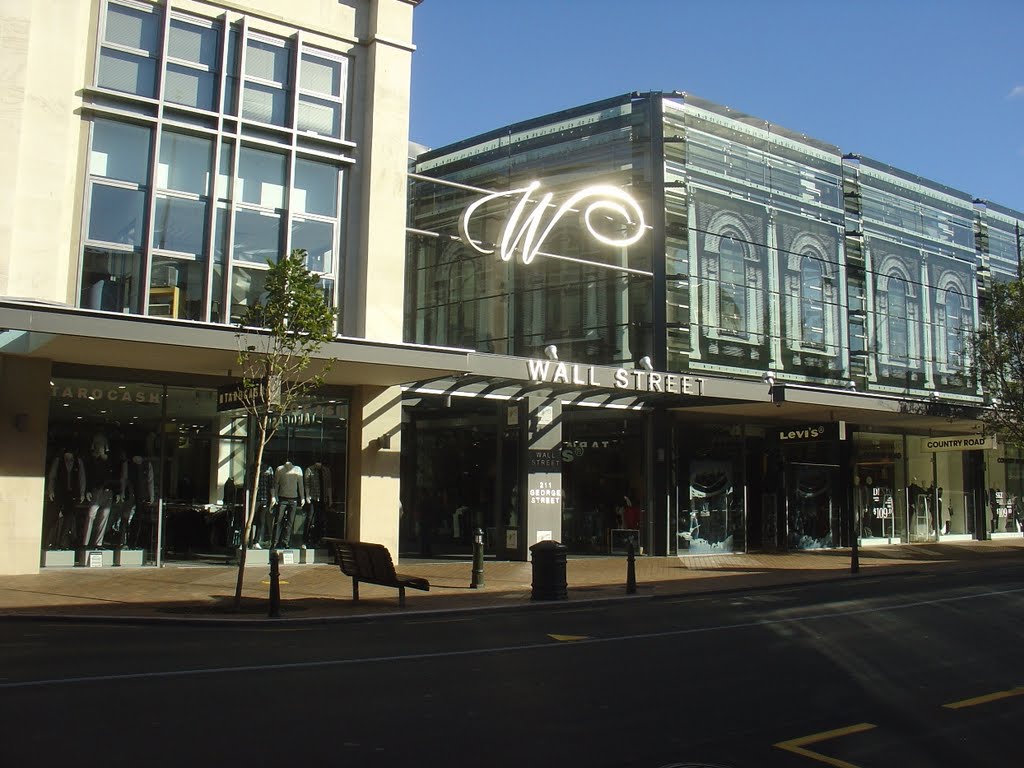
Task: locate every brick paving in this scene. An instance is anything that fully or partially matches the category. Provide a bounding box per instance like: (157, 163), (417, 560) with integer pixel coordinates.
(1, 538), (1022, 623)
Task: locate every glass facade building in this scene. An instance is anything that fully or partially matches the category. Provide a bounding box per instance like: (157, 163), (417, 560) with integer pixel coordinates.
(406, 92), (1024, 558)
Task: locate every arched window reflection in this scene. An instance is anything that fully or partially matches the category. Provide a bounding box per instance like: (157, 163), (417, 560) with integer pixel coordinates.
(719, 236), (745, 333)
(945, 288), (964, 367)
(800, 254), (824, 347)
(887, 272), (909, 360)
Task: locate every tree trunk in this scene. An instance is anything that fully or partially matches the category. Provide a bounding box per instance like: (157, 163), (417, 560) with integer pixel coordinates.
(233, 414), (269, 611)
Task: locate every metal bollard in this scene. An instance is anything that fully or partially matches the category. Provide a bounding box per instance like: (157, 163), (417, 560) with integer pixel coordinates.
(626, 541), (637, 595)
(470, 528), (485, 588)
(268, 550), (281, 618)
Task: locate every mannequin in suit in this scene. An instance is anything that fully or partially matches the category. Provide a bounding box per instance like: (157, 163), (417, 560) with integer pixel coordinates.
(46, 449), (86, 549)
(83, 433), (117, 548)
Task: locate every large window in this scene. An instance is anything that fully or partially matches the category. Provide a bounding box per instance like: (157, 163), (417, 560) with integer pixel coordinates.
(943, 288), (965, 368)
(82, 1), (350, 326)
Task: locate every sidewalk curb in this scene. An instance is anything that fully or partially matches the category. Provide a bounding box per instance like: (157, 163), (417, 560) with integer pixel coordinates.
(0, 567), (922, 628)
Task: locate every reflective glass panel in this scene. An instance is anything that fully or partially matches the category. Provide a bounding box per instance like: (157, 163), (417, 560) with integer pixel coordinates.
(293, 159), (338, 216)
(168, 18), (217, 65)
(80, 247), (142, 313)
(89, 184), (146, 246)
(149, 255), (204, 320)
(98, 49), (157, 97)
(300, 54), (341, 97)
(291, 218), (334, 273)
(91, 120), (151, 184)
(297, 95), (341, 138)
(233, 209), (281, 264)
(153, 195), (207, 254)
(104, 2), (160, 51)
(164, 64), (216, 111)
(158, 132), (211, 195)
(238, 146), (285, 208)
(719, 238), (745, 333)
(230, 265), (269, 322)
(242, 82), (287, 126)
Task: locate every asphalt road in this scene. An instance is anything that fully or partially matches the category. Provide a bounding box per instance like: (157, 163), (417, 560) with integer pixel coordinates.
(2, 565), (1023, 768)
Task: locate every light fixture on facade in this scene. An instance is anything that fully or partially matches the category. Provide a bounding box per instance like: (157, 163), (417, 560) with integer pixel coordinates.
(543, 344), (559, 361)
(638, 356), (654, 371)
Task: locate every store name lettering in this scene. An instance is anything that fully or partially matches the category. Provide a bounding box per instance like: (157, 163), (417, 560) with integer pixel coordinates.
(779, 426), (825, 441)
(51, 386), (160, 404)
(527, 359), (706, 396)
(924, 435), (993, 451)
(460, 180), (646, 266)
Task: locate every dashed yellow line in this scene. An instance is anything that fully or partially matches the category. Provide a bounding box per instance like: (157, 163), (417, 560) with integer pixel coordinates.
(774, 722), (876, 768)
(943, 686), (1024, 710)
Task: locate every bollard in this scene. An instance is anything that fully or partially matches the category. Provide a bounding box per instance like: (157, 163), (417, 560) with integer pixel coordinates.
(626, 541), (637, 594)
(268, 550), (281, 618)
(470, 528), (485, 588)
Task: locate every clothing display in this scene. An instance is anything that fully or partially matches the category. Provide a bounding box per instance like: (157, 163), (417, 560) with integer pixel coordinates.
(272, 461), (305, 549)
(303, 462), (332, 545)
(46, 451), (85, 549)
(83, 441), (117, 548)
(117, 455), (154, 548)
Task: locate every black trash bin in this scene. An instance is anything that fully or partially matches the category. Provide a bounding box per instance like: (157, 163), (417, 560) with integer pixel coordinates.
(529, 539), (568, 600)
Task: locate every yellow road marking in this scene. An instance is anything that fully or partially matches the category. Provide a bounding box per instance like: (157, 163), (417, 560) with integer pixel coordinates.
(260, 580), (289, 585)
(548, 634), (589, 642)
(943, 686), (1024, 710)
(774, 722), (876, 768)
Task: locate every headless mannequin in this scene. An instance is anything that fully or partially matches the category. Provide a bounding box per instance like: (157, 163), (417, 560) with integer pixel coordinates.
(303, 460), (332, 544)
(272, 460), (305, 549)
(83, 434), (117, 548)
(47, 450), (86, 549)
(120, 454), (154, 548)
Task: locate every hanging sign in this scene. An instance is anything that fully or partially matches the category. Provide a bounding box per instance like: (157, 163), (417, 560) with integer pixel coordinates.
(924, 434), (997, 452)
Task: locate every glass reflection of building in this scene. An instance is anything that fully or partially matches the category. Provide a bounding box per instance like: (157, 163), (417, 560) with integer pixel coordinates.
(407, 92), (1024, 557)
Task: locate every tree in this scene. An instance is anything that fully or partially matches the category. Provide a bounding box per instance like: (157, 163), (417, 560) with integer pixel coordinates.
(973, 277), (1024, 449)
(232, 249), (336, 610)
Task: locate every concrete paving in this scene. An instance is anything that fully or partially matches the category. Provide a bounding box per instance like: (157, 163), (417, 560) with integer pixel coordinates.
(2, 538), (1023, 623)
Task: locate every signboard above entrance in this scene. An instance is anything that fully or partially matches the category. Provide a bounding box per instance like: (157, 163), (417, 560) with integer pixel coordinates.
(924, 434), (997, 452)
(527, 359), (706, 396)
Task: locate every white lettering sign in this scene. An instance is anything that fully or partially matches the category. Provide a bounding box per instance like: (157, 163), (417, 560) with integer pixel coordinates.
(460, 181), (646, 265)
(527, 359), (705, 396)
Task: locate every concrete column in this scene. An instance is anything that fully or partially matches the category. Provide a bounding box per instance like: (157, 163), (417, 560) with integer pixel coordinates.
(0, 355), (52, 574)
(345, 385), (403, 557)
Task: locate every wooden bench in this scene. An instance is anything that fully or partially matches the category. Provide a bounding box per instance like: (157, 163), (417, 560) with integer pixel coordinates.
(322, 538), (429, 608)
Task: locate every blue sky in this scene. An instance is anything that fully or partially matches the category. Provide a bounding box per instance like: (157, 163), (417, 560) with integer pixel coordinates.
(410, 0), (1024, 211)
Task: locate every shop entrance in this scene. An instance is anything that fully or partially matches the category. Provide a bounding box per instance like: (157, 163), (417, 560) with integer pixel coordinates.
(785, 462), (841, 550)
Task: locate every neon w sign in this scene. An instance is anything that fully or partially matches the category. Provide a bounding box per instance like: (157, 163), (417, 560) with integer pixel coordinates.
(459, 181), (647, 265)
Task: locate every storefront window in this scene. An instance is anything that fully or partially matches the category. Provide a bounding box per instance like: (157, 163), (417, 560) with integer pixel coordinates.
(983, 444), (1023, 537)
(561, 414), (645, 555)
(42, 376), (348, 566)
(853, 432), (905, 543)
(674, 426), (743, 554)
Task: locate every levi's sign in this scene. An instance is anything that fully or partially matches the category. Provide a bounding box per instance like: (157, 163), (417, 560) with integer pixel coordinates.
(527, 359), (706, 396)
(776, 422), (847, 442)
(459, 181), (647, 266)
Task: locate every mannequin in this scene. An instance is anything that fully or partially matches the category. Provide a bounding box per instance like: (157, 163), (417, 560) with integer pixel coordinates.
(303, 460), (332, 545)
(272, 460), (305, 549)
(46, 449), (86, 549)
(251, 465), (276, 548)
(83, 433), (117, 548)
(119, 453), (154, 548)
